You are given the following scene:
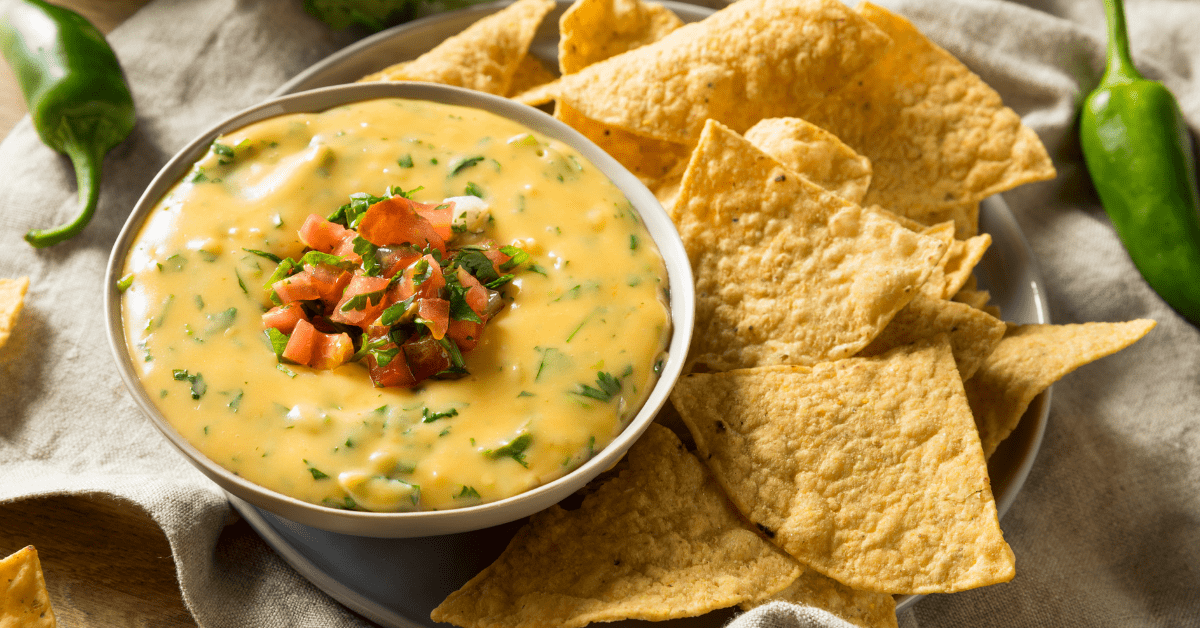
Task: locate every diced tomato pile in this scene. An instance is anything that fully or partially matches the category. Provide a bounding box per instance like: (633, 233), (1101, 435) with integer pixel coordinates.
(259, 189), (528, 388)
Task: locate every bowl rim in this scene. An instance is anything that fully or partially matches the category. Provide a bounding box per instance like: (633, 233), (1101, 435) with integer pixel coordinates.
(104, 81), (696, 538)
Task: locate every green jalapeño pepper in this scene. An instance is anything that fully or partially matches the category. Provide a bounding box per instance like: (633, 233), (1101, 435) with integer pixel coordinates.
(1080, 0), (1200, 325)
(0, 0), (136, 248)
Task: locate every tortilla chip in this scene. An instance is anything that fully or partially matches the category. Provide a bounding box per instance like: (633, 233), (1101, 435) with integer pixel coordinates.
(430, 424), (801, 628)
(917, 221), (956, 298)
(857, 293), (1005, 380)
(798, 3), (1053, 227)
(358, 0), (555, 95)
(512, 78), (560, 107)
(506, 55), (558, 98)
(743, 117), (873, 205)
(559, 0), (684, 75)
(967, 320), (1156, 457)
(674, 120), (945, 370)
(743, 571), (898, 628)
(941, 234), (991, 298)
(558, 0), (891, 144)
(0, 277), (29, 349)
(867, 205), (924, 232)
(648, 158), (688, 213)
(0, 546), (56, 628)
(554, 101), (689, 183)
(671, 338), (1015, 594)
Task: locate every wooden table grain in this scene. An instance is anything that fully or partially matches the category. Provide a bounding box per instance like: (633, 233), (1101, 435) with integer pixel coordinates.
(2, 5), (200, 626)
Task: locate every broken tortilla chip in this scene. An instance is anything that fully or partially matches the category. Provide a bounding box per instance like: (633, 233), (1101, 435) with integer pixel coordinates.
(743, 571), (898, 628)
(358, 0), (555, 95)
(558, 0), (891, 144)
(671, 338), (1016, 594)
(857, 293), (1005, 380)
(744, 117), (873, 205)
(558, 0), (684, 75)
(0, 277), (29, 349)
(798, 3), (1053, 229)
(430, 424), (800, 628)
(674, 120), (945, 370)
(0, 545), (56, 628)
(967, 320), (1156, 457)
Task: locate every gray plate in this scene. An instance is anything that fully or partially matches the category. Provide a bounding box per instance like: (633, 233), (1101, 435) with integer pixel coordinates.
(234, 2), (1052, 625)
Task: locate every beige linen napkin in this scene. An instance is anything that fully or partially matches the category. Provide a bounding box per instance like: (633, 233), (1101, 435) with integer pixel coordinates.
(0, 0), (1197, 627)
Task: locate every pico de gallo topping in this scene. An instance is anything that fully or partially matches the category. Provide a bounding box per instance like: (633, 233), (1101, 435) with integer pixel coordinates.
(258, 186), (530, 387)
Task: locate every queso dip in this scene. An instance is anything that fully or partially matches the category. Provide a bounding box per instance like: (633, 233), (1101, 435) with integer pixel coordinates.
(121, 98), (671, 512)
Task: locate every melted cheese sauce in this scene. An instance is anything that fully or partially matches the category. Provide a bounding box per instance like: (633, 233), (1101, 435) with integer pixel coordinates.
(121, 98), (670, 512)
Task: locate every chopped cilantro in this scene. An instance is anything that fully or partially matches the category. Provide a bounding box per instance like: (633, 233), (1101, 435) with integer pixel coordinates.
(397, 154), (414, 168)
(304, 460), (329, 480)
(450, 155), (484, 175)
(455, 485), (480, 499)
(573, 368), (631, 402)
(172, 369), (207, 399)
(243, 248), (282, 263)
(485, 433), (532, 467)
(266, 328), (290, 358)
(630, 234), (639, 250)
(465, 181), (484, 198)
(422, 406), (459, 423)
(226, 390), (244, 413)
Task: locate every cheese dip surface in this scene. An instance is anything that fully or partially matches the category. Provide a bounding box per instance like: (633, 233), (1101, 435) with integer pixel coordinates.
(121, 98), (671, 512)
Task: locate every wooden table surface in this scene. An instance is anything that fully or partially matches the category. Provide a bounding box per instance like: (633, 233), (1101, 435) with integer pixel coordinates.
(1, 3), (200, 626)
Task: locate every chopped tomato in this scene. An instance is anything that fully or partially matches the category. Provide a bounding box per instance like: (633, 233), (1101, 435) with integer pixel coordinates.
(415, 200), (454, 241)
(403, 336), (451, 382)
(394, 254), (445, 302)
(447, 319), (484, 352)
(483, 248), (512, 277)
(282, 319), (316, 365)
(310, 332), (354, 370)
(417, 298), (450, 340)
(273, 272), (321, 303)
(298, 214), (352, 253)
(358, 196), (445, 253)
(364, 330), (416, 387)
(455, 267), (489, 317)
(262, 302), (308, 334)
(305, 263), (352, 304)
(331, 274), (392, 328)
(378, 246), (424, 278)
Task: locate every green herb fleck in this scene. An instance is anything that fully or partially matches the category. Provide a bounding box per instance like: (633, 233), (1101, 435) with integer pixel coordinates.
(465, 181), (484, 198)
(117, 273), (134, 292)
(455, 485), (480, 499)
(485, 433), (532, 467)
(398, 154), (414, 168)
(172, 369), (207, 400)
(422, 406), (459, 423)
(450, 155), (484, 175)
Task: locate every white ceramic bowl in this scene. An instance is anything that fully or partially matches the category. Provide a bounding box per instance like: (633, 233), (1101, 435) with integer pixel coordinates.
(104, 82), (696, 538)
